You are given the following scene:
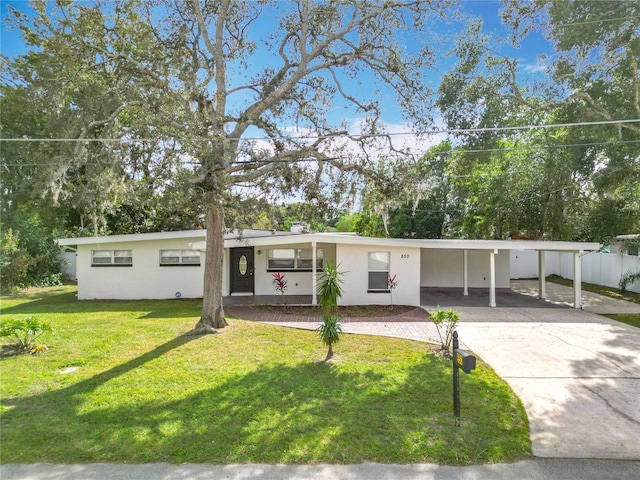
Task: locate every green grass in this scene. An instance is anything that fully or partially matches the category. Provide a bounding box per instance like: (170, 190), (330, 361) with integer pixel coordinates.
(600, 314), (640, 329)
(0, 286), (531, 465)
(547, 275), (640, 328)
(547, 274), (640, 305)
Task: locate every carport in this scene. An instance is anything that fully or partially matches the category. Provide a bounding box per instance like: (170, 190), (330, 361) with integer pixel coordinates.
(418, 239), (601, 309)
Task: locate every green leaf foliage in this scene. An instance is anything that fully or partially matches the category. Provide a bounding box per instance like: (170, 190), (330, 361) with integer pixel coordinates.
(430, 308), (460, 357)
(316, 262), (346, 359)
(0, 316), (53, 350)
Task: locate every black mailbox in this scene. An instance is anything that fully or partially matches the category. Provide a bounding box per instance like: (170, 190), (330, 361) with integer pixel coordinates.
(454, 348), (476, 374)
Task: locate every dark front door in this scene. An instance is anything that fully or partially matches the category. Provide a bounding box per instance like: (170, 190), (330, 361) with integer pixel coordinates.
(230, 247), (254, 294)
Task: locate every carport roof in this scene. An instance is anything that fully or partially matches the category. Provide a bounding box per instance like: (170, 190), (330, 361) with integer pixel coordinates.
(226, 233), (601, 252)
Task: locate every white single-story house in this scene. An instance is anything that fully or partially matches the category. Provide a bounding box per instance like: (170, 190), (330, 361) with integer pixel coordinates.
(58, 229), (600, 308)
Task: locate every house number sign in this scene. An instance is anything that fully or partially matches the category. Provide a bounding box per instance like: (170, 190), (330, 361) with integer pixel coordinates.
(401, 254), (410, 258)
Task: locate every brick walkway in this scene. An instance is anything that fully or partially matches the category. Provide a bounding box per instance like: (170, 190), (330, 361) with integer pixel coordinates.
(226, 305), (442, 345)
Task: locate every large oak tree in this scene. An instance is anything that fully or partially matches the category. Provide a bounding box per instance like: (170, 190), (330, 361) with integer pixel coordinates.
(3, 0), (459, 332)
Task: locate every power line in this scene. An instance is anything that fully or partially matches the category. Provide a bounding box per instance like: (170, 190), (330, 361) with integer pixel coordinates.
(3, 138), (640, 168)
(555, 15), (640, 28)
(1, 118), (639, 144)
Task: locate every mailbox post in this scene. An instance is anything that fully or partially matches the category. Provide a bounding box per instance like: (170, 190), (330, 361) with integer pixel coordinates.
(452, 330), (476, 426)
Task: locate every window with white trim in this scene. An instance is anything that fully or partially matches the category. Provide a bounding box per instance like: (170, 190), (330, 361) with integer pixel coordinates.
(160, 249), (201, 266)
(368, 251), (390, 292)
(92, 250), (132, 266)
(267, 248), (323, 271)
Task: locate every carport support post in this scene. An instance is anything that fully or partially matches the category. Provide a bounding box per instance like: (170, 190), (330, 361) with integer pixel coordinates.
(463, 250), (468, 296)
(573, 251), (582, 309)
(489, 249), (497, 307)
(312, 241), (318, 305)
(538, 250), (546, 300)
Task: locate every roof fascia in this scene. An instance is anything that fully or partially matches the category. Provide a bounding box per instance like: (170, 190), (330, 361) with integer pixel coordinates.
(57, 229), (206, 246)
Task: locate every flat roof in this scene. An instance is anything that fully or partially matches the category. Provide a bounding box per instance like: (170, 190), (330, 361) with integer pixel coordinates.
(226, 233), (600, 252)
(59, 230), (601, 252)
(57, 228), (301, 246)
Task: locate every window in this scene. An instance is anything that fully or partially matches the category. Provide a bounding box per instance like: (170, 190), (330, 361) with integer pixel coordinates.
(267, 248), (323, 271)
(160, 249), (201, 266)
(628, 244), (639, 256)
(368, 252), (390, 292)
(92, 250), (132, 266)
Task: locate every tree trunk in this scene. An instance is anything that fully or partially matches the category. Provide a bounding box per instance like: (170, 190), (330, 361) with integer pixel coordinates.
(325, 343), (334, 362)
(192, 201), (228, 335)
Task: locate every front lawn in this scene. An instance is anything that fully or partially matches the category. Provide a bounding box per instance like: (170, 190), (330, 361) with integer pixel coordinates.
(0, 286), (531, 465)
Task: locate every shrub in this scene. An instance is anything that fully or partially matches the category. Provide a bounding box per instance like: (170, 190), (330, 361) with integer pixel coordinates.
(388, 273), (399, 305)
(0, 316), (53, 352)
(430, 308), (460, 357)
(0, 212), (65, 292)
(0, 228), (34, 290)
(272, 272), (287, 303)
(619, 270), (640, 293)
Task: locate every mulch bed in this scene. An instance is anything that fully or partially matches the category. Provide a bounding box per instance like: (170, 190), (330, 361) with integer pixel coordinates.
(226, 304), (430, 323)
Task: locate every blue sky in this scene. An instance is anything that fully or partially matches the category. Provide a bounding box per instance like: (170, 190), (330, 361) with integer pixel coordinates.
(1, 0), (553, 156)
(1, 0), (552, 81)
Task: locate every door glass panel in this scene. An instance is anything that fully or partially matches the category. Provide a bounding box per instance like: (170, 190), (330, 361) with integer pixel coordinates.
(238, 255), (248, 275)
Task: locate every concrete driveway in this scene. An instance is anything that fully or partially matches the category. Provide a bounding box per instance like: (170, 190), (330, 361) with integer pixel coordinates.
(255, 283), (639, 459)
(425, 282), (640, 459)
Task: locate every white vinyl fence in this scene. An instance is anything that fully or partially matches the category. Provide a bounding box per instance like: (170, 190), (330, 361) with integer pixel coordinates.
(510, 250), (640, 293)
(59, 251), (77, 280)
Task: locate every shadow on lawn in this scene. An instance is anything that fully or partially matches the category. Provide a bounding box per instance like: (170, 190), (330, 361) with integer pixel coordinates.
(0, 338), (530, 464)
(0, 288), (202, 319)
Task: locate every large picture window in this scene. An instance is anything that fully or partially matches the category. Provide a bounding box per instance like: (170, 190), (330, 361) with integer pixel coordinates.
(160, 249), (201, 266)
(368, 251), (390, 291)
(92, 250), (132, 266)
(268, 248), (323, 271)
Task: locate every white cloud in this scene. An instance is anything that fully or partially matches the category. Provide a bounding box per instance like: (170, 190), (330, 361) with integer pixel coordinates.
(325, 116), (449, 161)
(523, 57), (550, 75)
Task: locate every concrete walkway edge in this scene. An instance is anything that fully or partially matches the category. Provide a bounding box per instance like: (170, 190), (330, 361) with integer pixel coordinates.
(2, 459), (640, 480)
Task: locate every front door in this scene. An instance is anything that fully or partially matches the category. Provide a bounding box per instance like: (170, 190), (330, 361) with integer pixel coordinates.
(230, 247), (254, 294)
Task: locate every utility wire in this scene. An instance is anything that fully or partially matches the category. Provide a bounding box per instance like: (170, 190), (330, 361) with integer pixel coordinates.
(4, 138), (640, 167)
(1, 118), (639, 144)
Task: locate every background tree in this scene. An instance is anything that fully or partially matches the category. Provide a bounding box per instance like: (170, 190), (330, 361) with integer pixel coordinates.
(502, 0), (640, 240)
(435, 4), (639, 241)
(353, 141), (456, 239)
(3, 0), (461, 333)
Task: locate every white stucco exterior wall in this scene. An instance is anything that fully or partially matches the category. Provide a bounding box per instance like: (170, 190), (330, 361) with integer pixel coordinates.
(420, 249), (510, 288)
(336, 244), (421, 306)
(76, 238), (204, 300)
(63, 231), (600, 301)
(250, 243), (336, 296)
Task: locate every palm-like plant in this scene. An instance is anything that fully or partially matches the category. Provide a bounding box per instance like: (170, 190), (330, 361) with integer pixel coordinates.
(317, 314), (343, 361)
(316, 262), (345, 360)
